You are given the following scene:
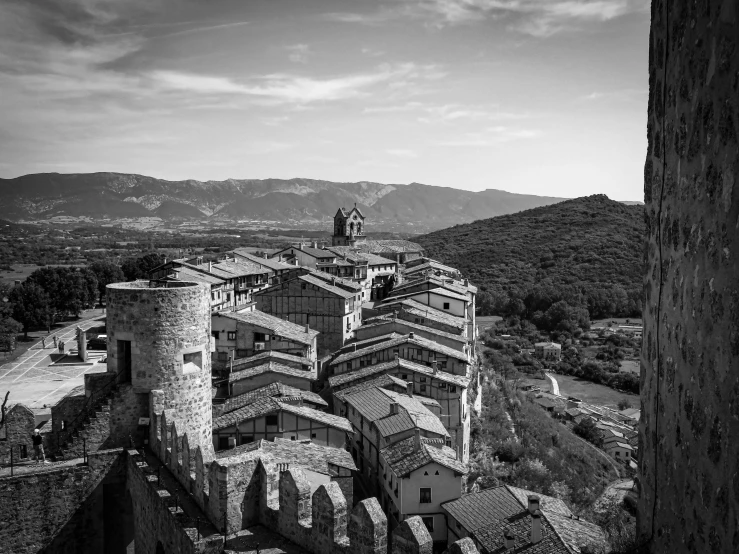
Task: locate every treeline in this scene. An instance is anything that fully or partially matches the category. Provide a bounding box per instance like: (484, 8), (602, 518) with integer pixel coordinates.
(0, 253), (167, 347)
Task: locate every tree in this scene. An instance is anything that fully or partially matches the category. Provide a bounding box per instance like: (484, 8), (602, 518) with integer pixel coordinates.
(89, 261), (125, 305)
(573, 417), (603, 447)
(10, 282), (51, 339)
(121, 252), (167, 281)
(26, 266), (97, 318)
(617, 399), (632, 411)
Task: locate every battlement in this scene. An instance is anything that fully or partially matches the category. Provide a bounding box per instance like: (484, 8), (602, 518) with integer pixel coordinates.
(149, 405), (480, 554)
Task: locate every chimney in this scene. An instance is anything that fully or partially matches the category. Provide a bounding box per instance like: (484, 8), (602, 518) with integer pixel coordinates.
(409, 332), (414, 339)
(312, 241), (318, 249)
(406, 382), (413, 397)
(390, 402), (399, 415)
(298, 243), (304, 251)
(432, 361), (438, 374)
(463, 278), (469, 286)
(527, 495), (540, 515)
(263, 253), (268, 259)
(209, 261), (212, 272)
(503, 530), (516, 550)
(394, 353), (399, 361)
(530, 510), (542, 544)
(305, 324), (310, 333)
(413, 428), (421, 451)
(352, 343), (357, 352)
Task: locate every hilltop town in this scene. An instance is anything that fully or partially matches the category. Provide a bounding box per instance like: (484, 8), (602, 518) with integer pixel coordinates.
(0, 206), (621, 554)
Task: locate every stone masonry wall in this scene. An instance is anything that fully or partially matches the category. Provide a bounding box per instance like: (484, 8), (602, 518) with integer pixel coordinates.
(0, 404), (36, 465)
(639, 0), (739, 552)
(0, 449), (125, 554)
(106, 281), (213, 453)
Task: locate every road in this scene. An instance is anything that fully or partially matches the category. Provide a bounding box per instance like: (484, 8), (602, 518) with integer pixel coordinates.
(594, 478), (635, 511)
(545, 372), (560, 395)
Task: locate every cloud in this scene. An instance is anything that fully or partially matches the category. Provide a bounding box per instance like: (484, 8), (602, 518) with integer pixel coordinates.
(286, 43), (310, 63)
(386, 149), (419, 158)
(147, 63), (442, 104)
(441, 125), (542, 146)
(324, 0), (647, 36)
(579, 89), (647, 101)
(364, 102), (529, 123)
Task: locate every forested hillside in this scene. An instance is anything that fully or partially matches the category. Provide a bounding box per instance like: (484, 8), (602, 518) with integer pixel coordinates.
(417, 195), (644, 318)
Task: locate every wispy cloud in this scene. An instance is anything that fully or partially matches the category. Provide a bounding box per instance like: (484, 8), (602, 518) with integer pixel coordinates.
(324, 0), (646, 36)
(286, 43), (310, 63)
(579, 88), (647, 101)
(441, 125), (542, 146)
(148, 63), (442, 104)
(364, 102), (529, 123)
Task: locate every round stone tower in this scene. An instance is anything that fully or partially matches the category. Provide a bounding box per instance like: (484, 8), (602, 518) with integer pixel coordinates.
(106, 281), (213, 451)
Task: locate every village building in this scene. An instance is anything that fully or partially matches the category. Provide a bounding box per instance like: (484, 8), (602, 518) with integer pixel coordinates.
(332, 205), (367, 246)
(149, 256), (274, 312)
(229, 248), (297, 282)
(225, 361), (317, 396)
(329, 332), (471, 378)
(213, 382), (327, 419)
(211, 310), (318, 368)
(212, 396), (353, 451)
(328, 356), (471, 463)
(357, 313), (470, 353)
(534, 341), (562, 362)
(441, 486), (606, 553)
(403, 259), (462, 281)
(379, 431), (467, 546)
(333, 383), (449, 495)
(371, 298), (468, 337)
(254, 271), (364, 354)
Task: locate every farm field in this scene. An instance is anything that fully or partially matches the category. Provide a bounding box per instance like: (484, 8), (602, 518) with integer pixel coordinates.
(0, 264), (74, 286)
(541, 373), (639, 410)
(590, 317), (643, 329)
(619, 359), (640, 374)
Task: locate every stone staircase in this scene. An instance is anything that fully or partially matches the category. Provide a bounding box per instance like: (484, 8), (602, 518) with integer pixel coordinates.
(55, 385), (126, 460)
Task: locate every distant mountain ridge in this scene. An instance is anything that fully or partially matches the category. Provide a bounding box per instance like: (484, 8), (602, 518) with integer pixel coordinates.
(0, 172), (568, 232)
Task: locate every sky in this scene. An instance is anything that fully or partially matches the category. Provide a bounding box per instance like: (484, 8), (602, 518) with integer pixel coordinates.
(0, 0), (650, 200)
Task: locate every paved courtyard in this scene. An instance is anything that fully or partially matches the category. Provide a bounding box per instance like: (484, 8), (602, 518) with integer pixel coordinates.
(0, 316), (109, 416)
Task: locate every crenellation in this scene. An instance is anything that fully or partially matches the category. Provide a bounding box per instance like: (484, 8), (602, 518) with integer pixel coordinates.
(391, 516), (433, 554)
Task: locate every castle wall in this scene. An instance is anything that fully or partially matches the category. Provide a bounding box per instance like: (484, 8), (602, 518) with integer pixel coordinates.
(106, 281), (213, 453)
(639, 1), (739, 551)
(0, 404), (36, 465)
(0, 449), (126, 554)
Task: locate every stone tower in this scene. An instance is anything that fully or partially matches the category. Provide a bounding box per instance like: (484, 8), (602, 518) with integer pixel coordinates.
(105, 281), (214, 452)
(639, 0), (739, 552)
(332, 204), (366, 246)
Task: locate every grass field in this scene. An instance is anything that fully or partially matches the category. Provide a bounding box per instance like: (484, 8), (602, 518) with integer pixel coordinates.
(477, 315), (502, 332)
(591, 317), (643, 329)
(619, 359), (640, 374)
(539, 373), (639, 409)
(0, 264), (45, 286)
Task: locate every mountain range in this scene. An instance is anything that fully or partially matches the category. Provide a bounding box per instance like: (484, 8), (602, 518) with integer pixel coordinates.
(0, 172), (570, 233)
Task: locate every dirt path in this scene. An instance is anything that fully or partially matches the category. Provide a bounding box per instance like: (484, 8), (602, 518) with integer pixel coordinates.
(594, 478), (634, 511)
(545, 372), (560, 396)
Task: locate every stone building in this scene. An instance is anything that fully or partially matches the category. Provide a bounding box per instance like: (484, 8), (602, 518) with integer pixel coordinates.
(332, 205), (367, 246)
(638, 2), (739, 552)
(0, 404), (37, 465)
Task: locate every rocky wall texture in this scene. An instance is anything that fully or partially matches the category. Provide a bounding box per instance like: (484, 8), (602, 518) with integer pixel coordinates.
(639, 0), (739, 551)
(106, 281), (213, 453)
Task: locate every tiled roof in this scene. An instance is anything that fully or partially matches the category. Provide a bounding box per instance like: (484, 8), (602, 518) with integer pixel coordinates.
(218, 310), (319, 345)
(231, 249), (296, 271)
(222, 350), (313, 371)
(377, 299), (467, 330)
(388, 286), (470, 303)
(167, 266), (225, 285)
(212, 259), (269, 277)
(274, 245), (337, 259)
(223, 383), (327, 413)
(344, 386), (448, 438)
(330, 333), (469, 366)
(404, 261), (460, 276)
(360, 316), (468, 344)
(213, 397), (352, 432)
(333, 374), (410, 402)
(304, 268), (364, 291)
(441, 486), (606, 554)
(535, 342), (562, 348)
(228, 361), (316, 383)
(337, 332), (402, 352)
(216, 438), (357, 473)
(276, 402), (353, 432)
(360, 239), (424, 254)
(328, 357), (470, 390)
(298, 274), (357, 299)
(381, 436), (467, 477)
(326, 246), (397, 266)
(392, 275), (472, 297)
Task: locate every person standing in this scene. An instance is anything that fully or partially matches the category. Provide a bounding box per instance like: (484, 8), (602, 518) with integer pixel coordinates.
(32, 429), (48, 464)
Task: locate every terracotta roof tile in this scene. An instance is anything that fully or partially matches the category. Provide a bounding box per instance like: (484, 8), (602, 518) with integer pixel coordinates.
(218, 310), (319, 345)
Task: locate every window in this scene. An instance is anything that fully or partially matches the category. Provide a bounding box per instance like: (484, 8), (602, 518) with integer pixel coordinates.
(419, 488), (432, 504)
(311, 433), (317, 439)
(302, 283), (307, 289)
(401, 374), (407, 380)
(443, 302), (450, 310)
(212, 331), (220, 340)
(227, 331), (236, 341)
(266, 414), (278, 426)
(449, 386), (457, 393)
(218, 436), (230, 450)
(434, 470), (439, 475)
(419, 377), (426, 383)
(420, 384), (427, 393)
(254, 332), (266, 341)
(421, 516), (434, 532)
(440, 382), (447, 389)
(183, 351), (202, 371)
(241, 435), (254, 445)
(19, 445), (28, 459)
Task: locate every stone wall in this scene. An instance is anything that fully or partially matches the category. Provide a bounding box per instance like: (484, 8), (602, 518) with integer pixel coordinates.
(639, 0), (739, 552)
(0, 404), (36, 464)
(106, 281), (213, 454)
(0, 449), (126, 554)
